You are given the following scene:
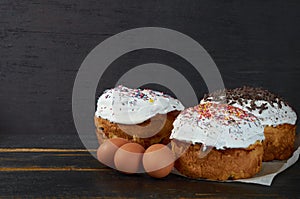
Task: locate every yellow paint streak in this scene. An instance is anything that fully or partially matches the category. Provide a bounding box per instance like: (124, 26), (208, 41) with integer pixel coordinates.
(50, 153), (92, 157)
(0, 167), (109, 172)
(0, 148), (97, 153)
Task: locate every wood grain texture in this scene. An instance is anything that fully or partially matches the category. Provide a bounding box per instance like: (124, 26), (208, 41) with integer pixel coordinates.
(1, 0), (300, 137)
(0, 147), (299, 198)
(1, 0), (300, 198)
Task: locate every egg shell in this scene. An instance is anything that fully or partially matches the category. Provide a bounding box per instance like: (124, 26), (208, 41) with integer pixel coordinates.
(143, 144), (175, 178)
(97, 138), (129, 168)
(114, 143), (145, 174)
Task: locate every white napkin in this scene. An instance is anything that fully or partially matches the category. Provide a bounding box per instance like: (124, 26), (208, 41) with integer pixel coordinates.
(233, 145), (300, 186)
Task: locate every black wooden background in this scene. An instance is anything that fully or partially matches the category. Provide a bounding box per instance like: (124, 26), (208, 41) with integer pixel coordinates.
(1, 0), (300, 198)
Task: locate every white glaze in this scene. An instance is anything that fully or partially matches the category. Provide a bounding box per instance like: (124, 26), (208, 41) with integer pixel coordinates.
(170, 103), (265, 149)
(201, 98), (297, 127)
(95, 85), (184, 124)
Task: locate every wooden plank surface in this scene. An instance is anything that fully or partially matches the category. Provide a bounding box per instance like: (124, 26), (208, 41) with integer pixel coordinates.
(0, 144), (299, 198)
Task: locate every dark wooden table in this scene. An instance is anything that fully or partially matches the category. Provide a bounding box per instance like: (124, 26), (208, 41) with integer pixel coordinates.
(1, 0), (300, 198)
(0, 133), (299, 198)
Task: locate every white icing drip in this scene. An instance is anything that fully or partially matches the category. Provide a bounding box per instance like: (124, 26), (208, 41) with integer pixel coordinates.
(170, 103), (265, 149)
(95, 85), (184, 124)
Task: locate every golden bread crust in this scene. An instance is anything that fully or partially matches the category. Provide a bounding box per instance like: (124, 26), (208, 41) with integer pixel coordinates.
(263, 124), (296, 161)
(94, 111), (180, 148)
(172, 140), (264, 180)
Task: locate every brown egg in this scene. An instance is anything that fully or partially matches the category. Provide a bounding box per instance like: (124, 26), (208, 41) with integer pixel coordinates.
(114, 143), (145, 174)
(97, 138), (129, 168)
(143, 144), (175, 178)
